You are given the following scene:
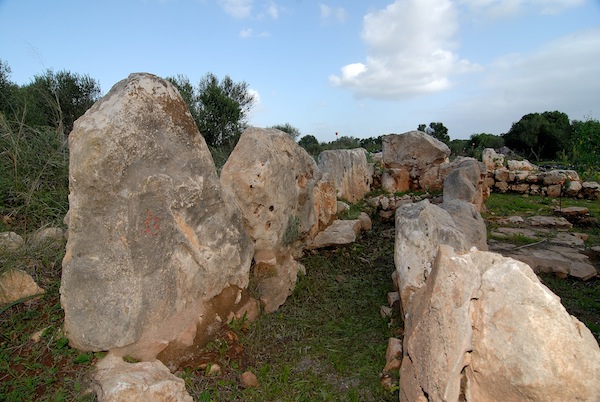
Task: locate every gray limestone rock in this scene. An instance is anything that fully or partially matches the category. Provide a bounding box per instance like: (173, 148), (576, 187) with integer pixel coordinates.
(61, 73), (253, 352)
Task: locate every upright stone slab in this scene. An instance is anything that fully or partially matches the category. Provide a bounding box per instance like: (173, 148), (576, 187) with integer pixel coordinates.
(382, 131), (450, 193)
(221, 127), (337, 312)
(317, 148), (373, 203)
(61, 73), (253, 354)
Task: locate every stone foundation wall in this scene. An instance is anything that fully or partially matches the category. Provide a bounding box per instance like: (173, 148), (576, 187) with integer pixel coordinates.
(482, 149), (600, 200)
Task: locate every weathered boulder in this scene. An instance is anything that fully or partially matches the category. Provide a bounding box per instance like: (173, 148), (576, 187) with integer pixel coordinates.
(306, 219), (364, 249)
(400, 245), (600, 402)
(0, 269), (45, 305)
(61, 73), (254, 357)
(94, 354), (193, 402)
(442, 159), (488, 211)
(317, 148), (373, 203)
(507, 159), (536, 171)
(382, 131), (450, 193)
(441, 200), (488, 252)
(221, 127), (337, 312)
(481, 148), (505, 171)
(0, 231), (24, 251)
(394, 200), (473, 311)
(538, 169), (580, 185)
(582, 181), (600, 200)
(30, 227), (65, 250)
(510, 246), (597, 280)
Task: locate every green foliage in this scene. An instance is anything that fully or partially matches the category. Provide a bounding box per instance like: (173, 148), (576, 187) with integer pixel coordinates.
(196, 73), (254, 149)
(418, 122), (450, 144)
(325, 135), (361, 150)
(571, 116), (600, 179)
(282, 215), (300, 246)
(503, 111), (571, 161)
(448, 139), (471, 158)
(0, 115), (69, 231)
(359, 136), (382, 152)
(298, 134), (322, 158)
(270, 123), (301, 141)
(167, 72), (255, 164)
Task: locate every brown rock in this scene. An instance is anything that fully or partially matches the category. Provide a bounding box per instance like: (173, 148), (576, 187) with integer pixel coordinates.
(0, 269), (45, 305)
(241, 371), (259, 388)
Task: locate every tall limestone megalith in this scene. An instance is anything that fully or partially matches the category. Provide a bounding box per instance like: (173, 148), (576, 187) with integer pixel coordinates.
(221, 127), (337, 312)
(61, 73), (254, 357)
(317, 148), (373, 203)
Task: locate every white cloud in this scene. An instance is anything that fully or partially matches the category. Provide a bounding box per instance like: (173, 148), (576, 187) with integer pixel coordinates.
(458, 0), (585, 17)
(220, 0), (281, 19)
(445, 27), (600, 136)
(319, 3), (348, 23)
(239, 28), (254, 38)
(264, 1), (280, 19)
(239, 28), (269, 38)
(330, 0), (481, 99)
(220, 0), (253, 18)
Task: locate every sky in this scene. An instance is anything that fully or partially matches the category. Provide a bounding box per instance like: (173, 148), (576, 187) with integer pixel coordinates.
(1, 0), (599, 142)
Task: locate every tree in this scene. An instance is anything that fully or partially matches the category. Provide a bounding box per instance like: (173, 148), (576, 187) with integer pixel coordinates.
(571, 116), (600, 175)
(25, 69), (101, 134)
(298, 134), (322, 158)
(196, 73), (254, 149)
(503, 111), (571, 161)
(359, 136), (382, 152)
(418, 122), (450, 144)
(166, 74), (201, 127)
(270, 123), (301, 141)
(326, 135), (361, 150)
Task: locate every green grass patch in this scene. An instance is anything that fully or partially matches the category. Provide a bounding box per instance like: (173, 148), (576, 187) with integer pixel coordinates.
(180, 219), (400, 401)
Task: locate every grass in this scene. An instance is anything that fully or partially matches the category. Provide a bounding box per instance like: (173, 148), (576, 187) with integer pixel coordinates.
(1, 111), (598, 400)
(0, 244), (99, 401)
(484, 193), (600, 247)
(177, 219), (401, 401)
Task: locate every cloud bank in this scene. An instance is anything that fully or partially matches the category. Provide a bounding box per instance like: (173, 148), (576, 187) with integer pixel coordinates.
(329, 0), (481, 99)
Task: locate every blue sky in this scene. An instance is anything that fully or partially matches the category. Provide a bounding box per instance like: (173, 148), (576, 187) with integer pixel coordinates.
(1, 0), (599, 142)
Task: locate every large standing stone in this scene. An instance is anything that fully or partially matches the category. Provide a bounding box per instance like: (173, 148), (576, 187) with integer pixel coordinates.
(400, 246), (600, 402)
(61, 73), (254, 355)
(221, 127), (337, 312)
(394, 200), (472, 311)
(317, 148), (373, 203)
(382, 131), (450, 193)
(442, 159), (488, 211)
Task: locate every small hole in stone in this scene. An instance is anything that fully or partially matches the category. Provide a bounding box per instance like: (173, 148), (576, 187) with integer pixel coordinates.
(269, 206), (274, 212)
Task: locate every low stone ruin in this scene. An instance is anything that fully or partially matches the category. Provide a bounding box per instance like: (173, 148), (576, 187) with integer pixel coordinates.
(3, 72), (590, 400)
(483, 148), (600, 199)
(395, 177), (600, 401)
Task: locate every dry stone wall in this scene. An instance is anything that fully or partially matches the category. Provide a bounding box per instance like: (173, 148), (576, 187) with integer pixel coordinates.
(483, 148), (600, 199)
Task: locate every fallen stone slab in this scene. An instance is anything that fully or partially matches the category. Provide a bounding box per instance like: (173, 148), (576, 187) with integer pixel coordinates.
(94, 354), (193, 402)
(527, 215), (573, 229)
(306, 219), (363, 249)
(491, 227), (539, 239)
(554, 206), (590, 216)
(510, 246), (597, 280)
